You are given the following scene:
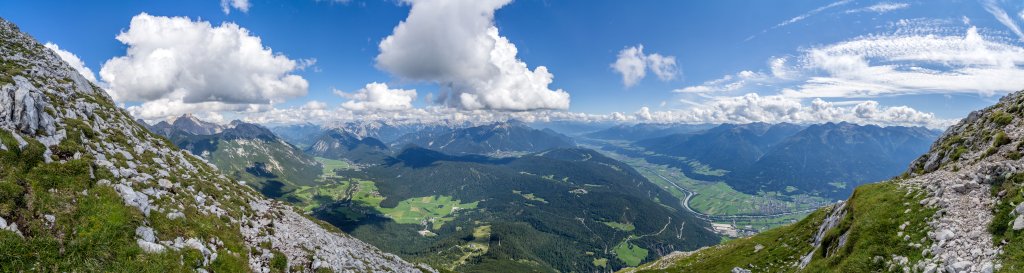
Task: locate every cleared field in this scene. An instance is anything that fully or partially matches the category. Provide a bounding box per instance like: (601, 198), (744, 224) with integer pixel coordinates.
(351, 179), (385, 207)
(602, 221), (636, 232)
(379, 195), (478, 229)
(614, 239), (649, 267)
(512, 190), (548, 203)
(315, 157), (351, 177)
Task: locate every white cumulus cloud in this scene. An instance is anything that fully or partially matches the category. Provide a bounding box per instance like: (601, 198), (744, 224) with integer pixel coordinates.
(44, 42), (97, 83)
(611, 44), (679, 87)
(375, 0), (569, 111)
(639, 94), (950, 128)
(221, 0), (251, 14)
(337, 82), (417, 111)
(242, 92), (951, 129)
(100, 13), (308, 120)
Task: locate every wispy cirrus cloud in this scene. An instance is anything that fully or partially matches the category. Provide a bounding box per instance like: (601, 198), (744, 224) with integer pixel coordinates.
(980, 0), (1024, 41)
(845, 2), (910, 14)
(776, 0), (853, 28)
(681, 26), (1024, 100)
(670, 21), (1024, 129)
(745, 0), (853, 41)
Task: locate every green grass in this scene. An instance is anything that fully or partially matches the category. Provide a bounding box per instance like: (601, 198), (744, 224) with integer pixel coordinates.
(989, 173), (1024, 272)
(286, 182), (350, 212)
(720, 211), (812, 232)
(614, 239), (649, 267)
(687, 160), (727, 176)
(512, 190), (548, 203)
(315, 157), (351, 177)
(603, 221), (636, 232)
(379, 195), (479, 229)
(802, 182), (935, 272)
(350, 179), (385, 207)
(593, 258), (609, 268)
(993, 110), (1014, 126)
(630, 209), (828, 272)
(0, 129), (196, 272)
(630, 181), (937, 272)
(473, 225), (492, 240)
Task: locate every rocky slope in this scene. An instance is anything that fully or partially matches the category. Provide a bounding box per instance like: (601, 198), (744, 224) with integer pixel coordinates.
(0, 17), (431, 272)
(625, 91), (1024, 273)
(146, 114), (226, 136)
(306, 129), (390, 163)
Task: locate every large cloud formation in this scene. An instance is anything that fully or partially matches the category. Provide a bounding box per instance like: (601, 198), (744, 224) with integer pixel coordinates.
(611, 44), (679, 87)
(375, 0), (570, 111)
(100, 13), (308, 119)
(678, 26), (1024, 99)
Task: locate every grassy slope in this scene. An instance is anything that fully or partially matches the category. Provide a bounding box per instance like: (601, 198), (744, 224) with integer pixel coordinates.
(990, 173), (1024, 272)
(629, 181), (936, 272)
(0, 124), (249, 272)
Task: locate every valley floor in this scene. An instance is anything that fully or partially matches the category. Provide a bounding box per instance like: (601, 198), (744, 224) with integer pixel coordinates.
(584, 139), (833, 237)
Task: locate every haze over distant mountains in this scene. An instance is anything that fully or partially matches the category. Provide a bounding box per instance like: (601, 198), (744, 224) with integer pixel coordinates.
(630, 122), (941, 198)
(391, 120), (577, 155)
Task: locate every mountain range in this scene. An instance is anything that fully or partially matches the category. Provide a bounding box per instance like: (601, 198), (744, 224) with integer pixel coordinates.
(391, 121), (577, 155)
(632, 122), (940, 198)
(627, 90), (1024, 273)
(306, 128), (391, 163)
(147, 118), (324, 199)
(587, 123), (716, 141)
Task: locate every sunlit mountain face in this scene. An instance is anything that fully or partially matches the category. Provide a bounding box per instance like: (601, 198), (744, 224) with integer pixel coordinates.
(4, 0), (1024, 272)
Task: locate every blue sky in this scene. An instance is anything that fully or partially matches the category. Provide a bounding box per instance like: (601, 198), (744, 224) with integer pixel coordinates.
(3, 0), (1024, 128)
